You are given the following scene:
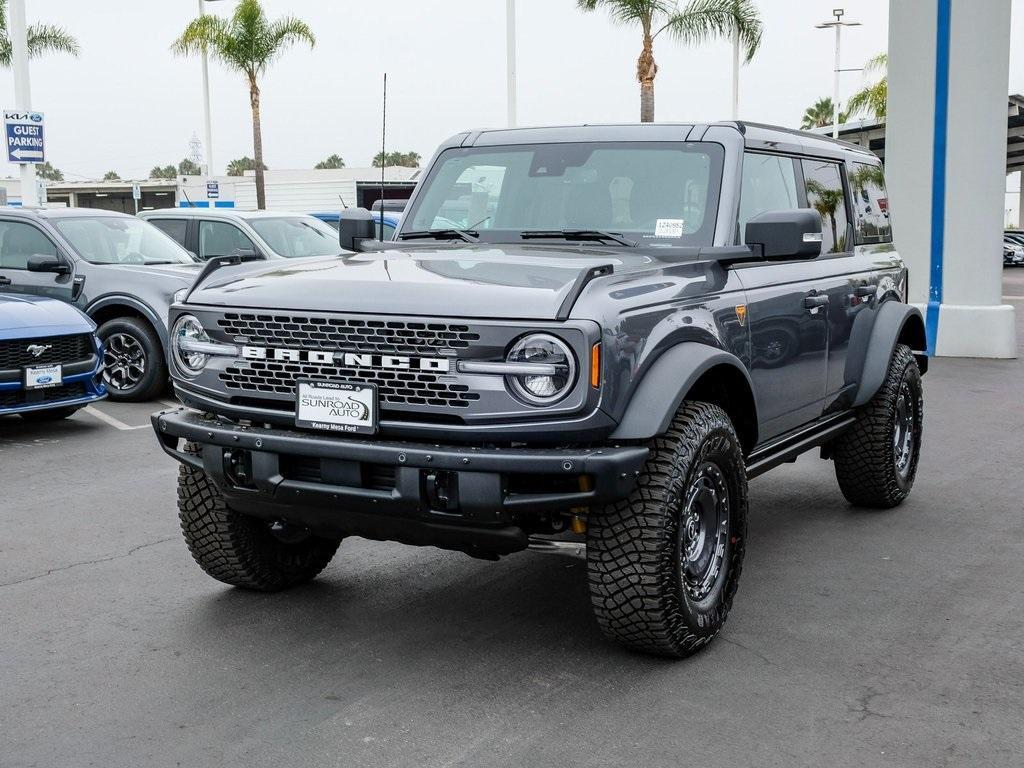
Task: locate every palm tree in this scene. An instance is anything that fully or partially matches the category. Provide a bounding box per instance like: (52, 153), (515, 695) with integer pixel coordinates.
(0, 0), (79, 66)
(577, 0), (762, 123)
(801, 97), (849, 130)
(805, 178), (844, 252)
(846, 53), (887, 120)
(172, 0), (314, 208)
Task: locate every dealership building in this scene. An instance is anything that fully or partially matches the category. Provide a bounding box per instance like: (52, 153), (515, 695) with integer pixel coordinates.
(0, 166), (419, 213)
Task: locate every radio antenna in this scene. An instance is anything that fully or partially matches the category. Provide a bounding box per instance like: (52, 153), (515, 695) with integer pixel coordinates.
(380, 72), (387, 220)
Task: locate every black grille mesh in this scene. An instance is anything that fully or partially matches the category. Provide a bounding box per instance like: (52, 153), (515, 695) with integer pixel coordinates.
(0, 382), (87, 408)
(220, 360), (480, 408)
(216, 313), (480, 354)
(0, 334), (92, 369)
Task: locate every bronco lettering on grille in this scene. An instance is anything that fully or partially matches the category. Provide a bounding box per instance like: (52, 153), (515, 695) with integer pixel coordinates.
(240, 345), (451, 373)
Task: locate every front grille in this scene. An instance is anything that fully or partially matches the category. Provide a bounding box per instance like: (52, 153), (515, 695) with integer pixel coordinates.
(217, 313), (480, 355)
(0, 382), (87, 408)
(214, 312), (486, 409)
(220, 360), (480, 408)
(0, 334), (93, 369)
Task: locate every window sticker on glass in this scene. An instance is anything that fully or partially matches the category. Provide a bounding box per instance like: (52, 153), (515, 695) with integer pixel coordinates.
(654, 219), (685, 238)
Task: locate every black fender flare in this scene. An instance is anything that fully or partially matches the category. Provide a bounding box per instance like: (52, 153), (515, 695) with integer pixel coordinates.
(610, 343), (756, 441)
(85, 295), (167, 347)
(852, 301), (927, 408)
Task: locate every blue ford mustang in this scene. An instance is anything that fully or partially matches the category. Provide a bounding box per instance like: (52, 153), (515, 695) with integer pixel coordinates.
(0, 294), (106, 420)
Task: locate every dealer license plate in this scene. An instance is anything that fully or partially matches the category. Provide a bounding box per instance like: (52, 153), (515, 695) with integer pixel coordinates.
(295, 380), (377, 435)
(24, 363), (62, 389)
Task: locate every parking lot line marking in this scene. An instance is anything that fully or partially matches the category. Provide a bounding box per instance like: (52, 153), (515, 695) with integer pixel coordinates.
(159, 399), (180, 409)
(1002, 295), (1024, 301)
(83, 406), (150, 431)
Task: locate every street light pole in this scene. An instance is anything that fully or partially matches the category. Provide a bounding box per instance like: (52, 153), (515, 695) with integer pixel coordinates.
(9, 0), (38, 207)
(816, 8), (861, 139)
(198, 0), (215, 176)
(506, 0), (517, 127)
(731, 32), (740, 120)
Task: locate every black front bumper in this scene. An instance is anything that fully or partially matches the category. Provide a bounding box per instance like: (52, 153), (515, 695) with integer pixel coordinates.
(152, 407), (648, 556)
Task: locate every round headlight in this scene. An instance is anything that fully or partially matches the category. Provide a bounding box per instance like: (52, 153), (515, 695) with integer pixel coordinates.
(171, 313), (210, 376)
(505, 333), (577, 405)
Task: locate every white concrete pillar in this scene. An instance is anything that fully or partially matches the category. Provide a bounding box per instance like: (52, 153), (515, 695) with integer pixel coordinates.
(886, 0), (1016, 358)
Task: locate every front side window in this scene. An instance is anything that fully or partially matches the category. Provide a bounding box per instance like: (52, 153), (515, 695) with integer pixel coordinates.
(403, 142), (724, 246)
(801, 159), (850, 254)
(199, 220), (255, 259)
(849, 162), (892, 244)
(738, 153), (799, 243)
(52, 216), (194, 265)
(0, 221), (57, 269)
(247, 217), (343, 258)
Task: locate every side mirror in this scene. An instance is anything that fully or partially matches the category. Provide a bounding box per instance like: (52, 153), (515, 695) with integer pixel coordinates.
(744, 209), (822, 260)
(26, 254), (70, 274)
(234, 248), (264, 261)
(338, 207), (376, 252)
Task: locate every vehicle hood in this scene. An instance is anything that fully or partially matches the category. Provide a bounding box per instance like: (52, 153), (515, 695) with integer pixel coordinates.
(98, 262), (203, 283)
(185, 244), (657, 319)
(0, 294), (95, 339)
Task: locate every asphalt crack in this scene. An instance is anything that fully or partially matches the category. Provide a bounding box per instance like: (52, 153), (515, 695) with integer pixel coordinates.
(0, 536), (176, 588)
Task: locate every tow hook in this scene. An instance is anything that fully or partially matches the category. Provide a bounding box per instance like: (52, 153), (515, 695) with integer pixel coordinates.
(223, 449), (254, 489)
(423, 470), (459, 512)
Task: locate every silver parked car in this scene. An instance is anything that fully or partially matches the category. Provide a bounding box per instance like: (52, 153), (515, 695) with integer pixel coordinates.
(138, 208), (346, 261)
(0, 207), (201, 401)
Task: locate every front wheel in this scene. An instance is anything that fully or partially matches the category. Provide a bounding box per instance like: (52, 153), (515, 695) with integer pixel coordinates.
(97, 317), (166, 402)
(177, 444), (341, 590)
(587, 402), (748, 657)
(832, 343), (923, 508)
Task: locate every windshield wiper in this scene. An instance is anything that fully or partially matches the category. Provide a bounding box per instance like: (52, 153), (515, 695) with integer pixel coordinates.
(398, 228), (479, 244)
(520, 229), (637, 247)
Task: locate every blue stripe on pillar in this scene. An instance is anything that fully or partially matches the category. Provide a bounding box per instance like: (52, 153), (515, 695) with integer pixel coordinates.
(926, 0), (953, 355)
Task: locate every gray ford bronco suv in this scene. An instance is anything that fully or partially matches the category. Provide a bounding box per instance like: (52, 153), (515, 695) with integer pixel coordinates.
(152, 123), (926, 657)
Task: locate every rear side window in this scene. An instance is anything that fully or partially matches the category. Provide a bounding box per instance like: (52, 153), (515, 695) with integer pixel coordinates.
(738, 153), (799, 243)
(149, 218), (188, 247)
(0, 220), (57, 269)
(801, 159), (850, 254)
(849, 162), (892, 244)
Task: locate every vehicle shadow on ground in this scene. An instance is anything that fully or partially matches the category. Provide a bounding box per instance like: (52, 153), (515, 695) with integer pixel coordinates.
(0, 414), (104, 442)
(171, 470), (899, 680)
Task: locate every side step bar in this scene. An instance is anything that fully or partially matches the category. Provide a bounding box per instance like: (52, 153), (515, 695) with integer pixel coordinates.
(745, 413), (856, 480)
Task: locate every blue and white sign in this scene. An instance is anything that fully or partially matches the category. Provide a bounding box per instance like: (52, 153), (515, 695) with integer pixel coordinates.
(206, 181), (219, 199)
(4, 110), (45, 164)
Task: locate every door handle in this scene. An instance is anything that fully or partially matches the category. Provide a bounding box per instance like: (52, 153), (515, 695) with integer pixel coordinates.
(0, 274), (10, 286)
(854, 284), (877, 297)
(804, 294), (829, 309)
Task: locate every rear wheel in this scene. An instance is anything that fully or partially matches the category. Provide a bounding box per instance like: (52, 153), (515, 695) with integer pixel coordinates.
(97, 317), (166, 402)
(177, 443), (341, 590)
(833, 343), (923, 508)
(587, 402), (748, 657)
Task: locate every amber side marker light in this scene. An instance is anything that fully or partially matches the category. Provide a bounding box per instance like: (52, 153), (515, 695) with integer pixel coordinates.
(590, 343), (601, 388)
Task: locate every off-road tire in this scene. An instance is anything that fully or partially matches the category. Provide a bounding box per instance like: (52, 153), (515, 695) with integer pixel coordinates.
(833, 343), (923, 508)
(19, 406), (79, 421)
(96, 316), (166, 402)
(177, 443), (341, 590)
(587, 402), (748, 657)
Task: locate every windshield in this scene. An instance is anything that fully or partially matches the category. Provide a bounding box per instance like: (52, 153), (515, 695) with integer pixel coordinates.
(53, 216), (196, 265)
(403, 141), (723, 246)
(247, 216), (343, 258)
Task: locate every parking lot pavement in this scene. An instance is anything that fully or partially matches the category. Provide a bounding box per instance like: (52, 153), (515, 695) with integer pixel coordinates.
(3, 287), (1024, 768)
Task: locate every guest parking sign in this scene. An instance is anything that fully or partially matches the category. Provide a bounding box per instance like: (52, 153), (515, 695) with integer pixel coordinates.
(5, 110), (45, 164)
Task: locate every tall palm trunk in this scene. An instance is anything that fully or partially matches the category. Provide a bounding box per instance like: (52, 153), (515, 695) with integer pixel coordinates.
(637, 30), (657, 123)
(248, 72), (266, 210)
